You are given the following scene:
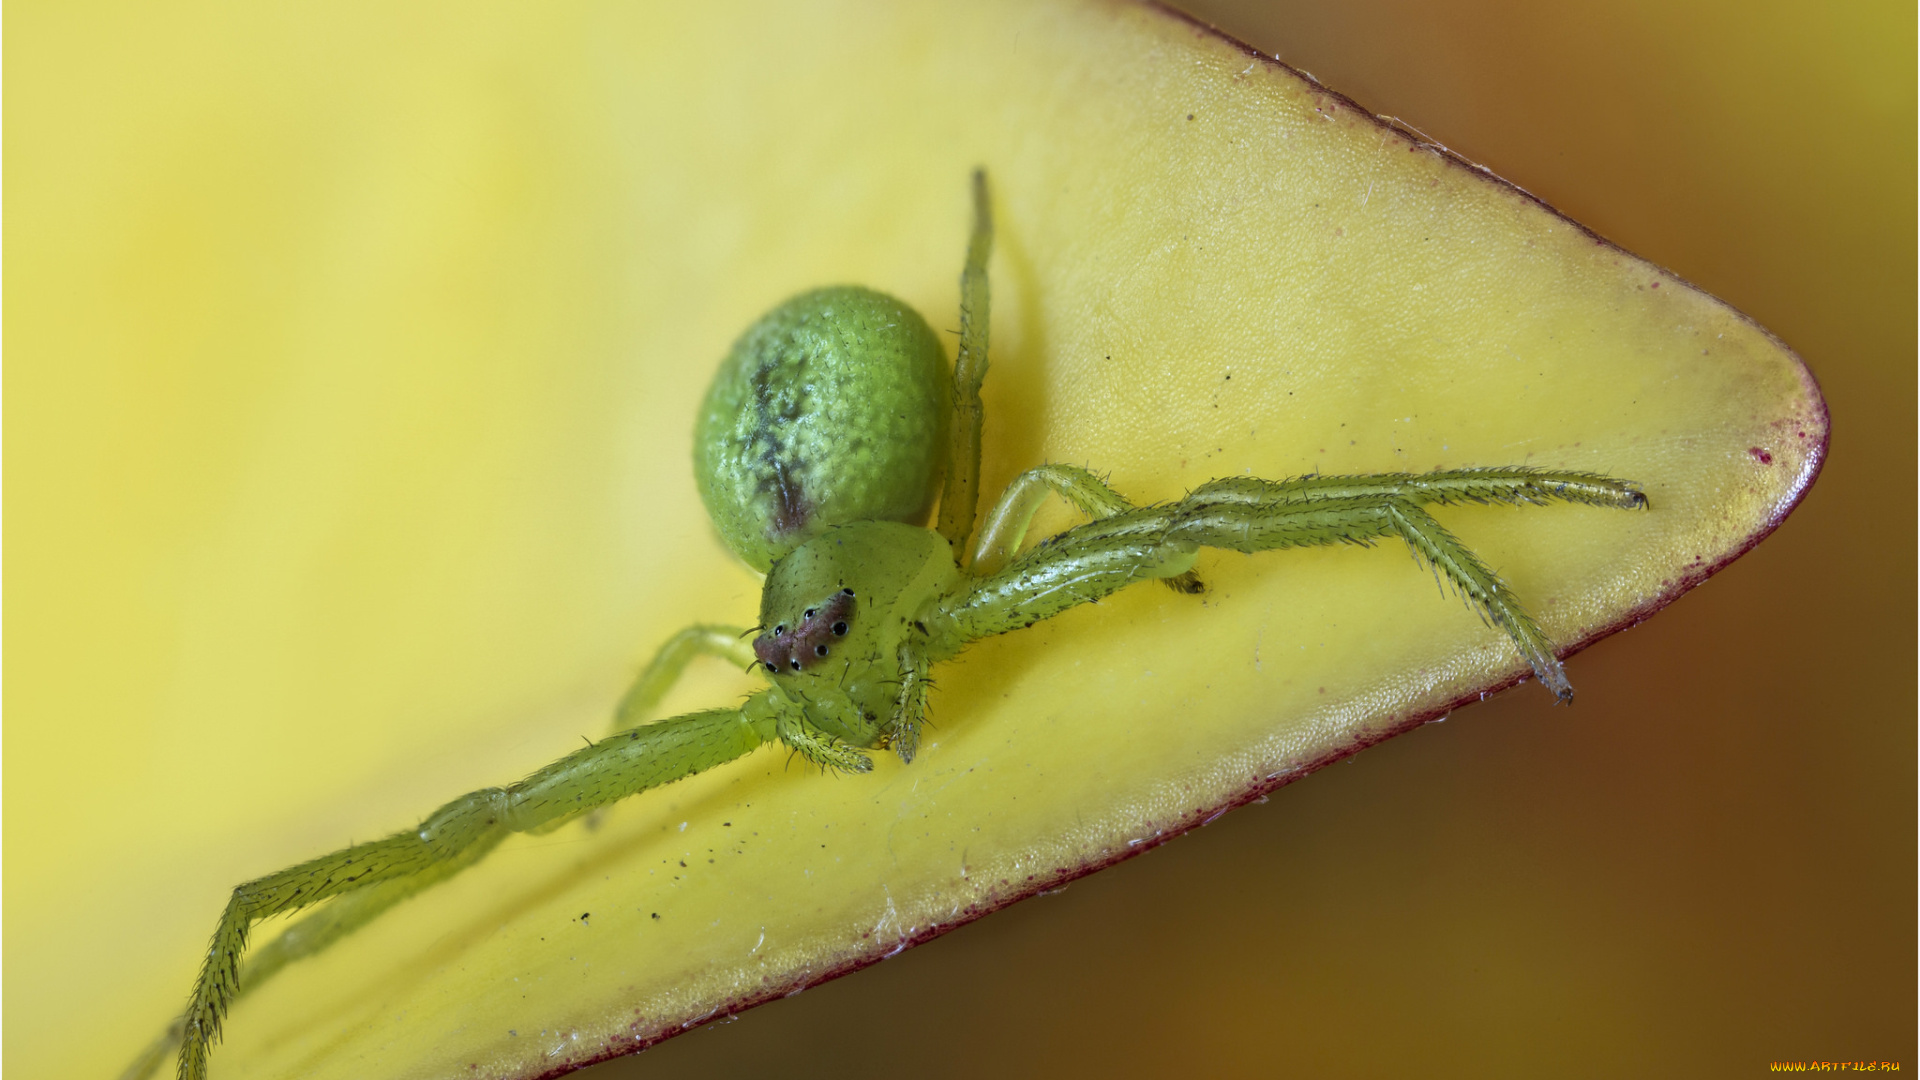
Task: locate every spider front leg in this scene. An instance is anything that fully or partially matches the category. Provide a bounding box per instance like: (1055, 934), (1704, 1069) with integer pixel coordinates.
(134, 629), (760, 1080)
(175, 704), (777, 1080)
(927, 468), (1646, 702)
(127, 834), (513, 1080)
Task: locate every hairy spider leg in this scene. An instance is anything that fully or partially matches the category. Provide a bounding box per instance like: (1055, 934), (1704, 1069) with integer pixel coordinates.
(969, 462), (1205, 593)
(609, 623), (758, 734)
(1189, 469), (1647, 691)
(156, 623), (801, 1076)
(921, 468), (1647, 702)
(888, 649), (936, 765)
(121, 809), (518, 1080)
(935, 168), (993, 553)
(176, 705), (775, 1080)
(1221, 467), (1649, 514)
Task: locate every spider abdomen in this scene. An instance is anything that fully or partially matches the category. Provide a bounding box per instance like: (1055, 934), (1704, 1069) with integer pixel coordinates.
(694, 286), (951, 571)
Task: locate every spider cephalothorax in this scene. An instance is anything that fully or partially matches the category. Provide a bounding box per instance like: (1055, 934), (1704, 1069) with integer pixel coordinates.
(158, 170), (1644, 1080)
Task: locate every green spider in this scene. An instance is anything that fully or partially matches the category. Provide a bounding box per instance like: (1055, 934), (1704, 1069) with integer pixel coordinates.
(156, 170), (1646, 1080)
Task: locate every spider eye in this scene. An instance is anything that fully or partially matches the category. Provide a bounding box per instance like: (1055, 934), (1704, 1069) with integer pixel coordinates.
(764, 661), (779, 673)
(813, 644), (829, 657)
(831, 621), (848, 636)
(774, 625), (786, 636)
(789, 659), (802, 671)
(841, 588), (855, 597)
(803, 608), (816, 619)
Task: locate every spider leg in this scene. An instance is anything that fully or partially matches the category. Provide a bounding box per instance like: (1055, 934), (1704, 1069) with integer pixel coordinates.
(1192, 467), (1647, 514)
(176, 704), (776, 1080)
(134, 630), (759, 1080)
(935, 168), (993, 552)
(889, 647), (935, 764)
(240, 823), (505, 983)
(971, 463), (1130, 572)
(1406, 466), (1647, 509)
(1377, 500), (1570, 699)
(930, 469), (1645, 701)
(968, 462), (1202, 594)
(1173, 479), (1582, 698)
(123, 819), (518, 1080)
(609, 624), (759, 735)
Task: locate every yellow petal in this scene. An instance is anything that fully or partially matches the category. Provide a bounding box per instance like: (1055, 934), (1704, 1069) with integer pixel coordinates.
(10, 2), (1821, 1078)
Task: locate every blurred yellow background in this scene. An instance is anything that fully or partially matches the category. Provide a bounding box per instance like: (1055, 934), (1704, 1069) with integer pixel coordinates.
(593, 1), (1915, 1077)
(6, 0), (1907, 1078)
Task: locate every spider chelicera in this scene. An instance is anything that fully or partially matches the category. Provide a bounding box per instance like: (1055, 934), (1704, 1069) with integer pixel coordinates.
(161, 169), (1646, 1080)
